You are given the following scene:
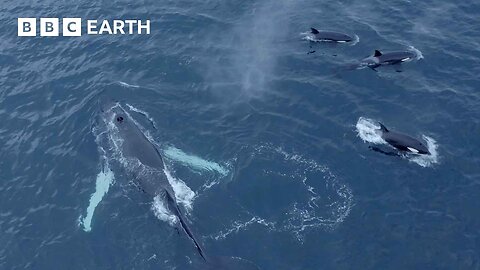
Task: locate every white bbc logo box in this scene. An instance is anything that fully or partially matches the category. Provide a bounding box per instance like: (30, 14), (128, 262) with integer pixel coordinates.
(18, 18), (82, 37)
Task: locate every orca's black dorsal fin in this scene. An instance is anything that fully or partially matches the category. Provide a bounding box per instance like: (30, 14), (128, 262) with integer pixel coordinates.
(374, 50), (382, 57)
(379, 122), (389, 133)
(310, 27), (320, 34)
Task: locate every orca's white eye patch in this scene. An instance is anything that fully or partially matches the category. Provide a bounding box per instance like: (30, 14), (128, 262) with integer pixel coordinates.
(407, 147), (419, 153)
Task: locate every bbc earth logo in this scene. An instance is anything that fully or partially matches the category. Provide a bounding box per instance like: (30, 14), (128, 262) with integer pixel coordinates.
(17, 18), (151, 37)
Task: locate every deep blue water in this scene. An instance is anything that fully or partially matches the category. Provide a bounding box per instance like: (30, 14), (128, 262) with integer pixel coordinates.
(1, 0), (480, 269)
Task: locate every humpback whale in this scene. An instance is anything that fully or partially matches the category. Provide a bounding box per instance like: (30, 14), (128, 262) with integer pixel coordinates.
(106, 104), (207, 260)
(308, 27), (355, 43)
(377, 123), (430, 155)
(100, 103), (260, 270)
(360, 50), (417, 71)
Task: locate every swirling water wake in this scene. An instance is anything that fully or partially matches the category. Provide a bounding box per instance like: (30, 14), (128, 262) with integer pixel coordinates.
(210, 144), (354, 242)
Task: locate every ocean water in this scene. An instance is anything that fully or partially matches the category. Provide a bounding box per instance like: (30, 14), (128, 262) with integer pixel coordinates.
(1, 0), (479, 269)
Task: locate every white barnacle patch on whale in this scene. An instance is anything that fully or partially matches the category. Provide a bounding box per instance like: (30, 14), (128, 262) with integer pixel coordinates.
(401, 57), (411, 62)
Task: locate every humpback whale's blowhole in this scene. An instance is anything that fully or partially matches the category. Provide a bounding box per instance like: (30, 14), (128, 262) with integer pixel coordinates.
(117, 116), (124, 122)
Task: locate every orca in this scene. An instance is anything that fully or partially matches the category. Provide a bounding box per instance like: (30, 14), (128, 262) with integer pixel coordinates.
(308, 27), (355, 43)
(101, 103), (260, 270)
(377, 122), (430, 155)
(360, 49), (417, 71)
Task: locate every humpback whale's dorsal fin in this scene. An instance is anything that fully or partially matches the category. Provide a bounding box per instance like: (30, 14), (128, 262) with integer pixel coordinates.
(374, 50), (383, 57)
(310, 27), (320, 34)
(379, 122), (389, 133)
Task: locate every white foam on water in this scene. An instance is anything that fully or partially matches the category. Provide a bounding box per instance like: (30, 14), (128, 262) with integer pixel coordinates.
(117, 81), (140, 88)
(80, 160), (115, 232)
(356, 117), (387, 144)
(152, 194), (178, 226)
(163, 146), (230, 177)
(351, 34), (360, 46)
(163, 168), (196, 212)
(409, 135), (439, 167)
(300, 32), (319, 42)
(408, 45), (424, 60)
(211, 216), (276, 241)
